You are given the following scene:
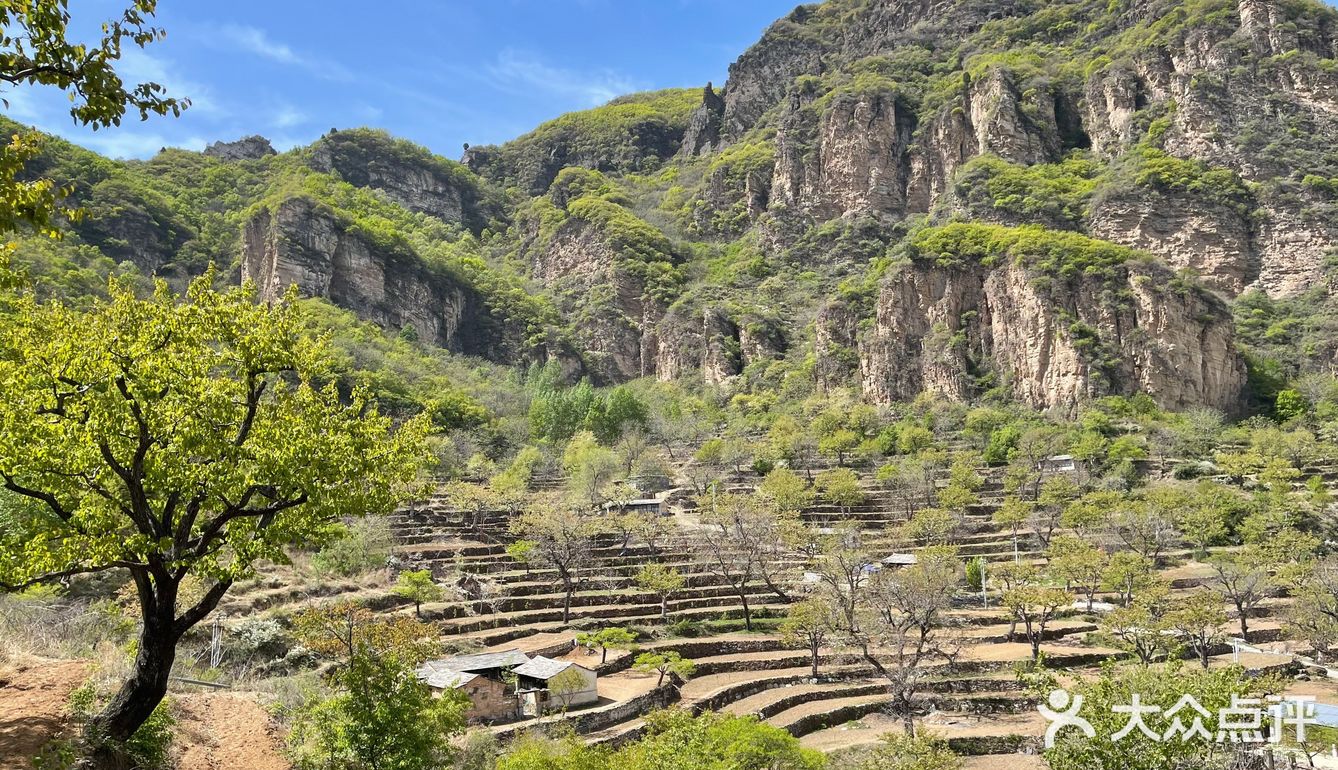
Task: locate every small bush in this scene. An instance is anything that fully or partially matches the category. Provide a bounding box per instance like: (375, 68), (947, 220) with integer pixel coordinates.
(312, 517), (392, 577)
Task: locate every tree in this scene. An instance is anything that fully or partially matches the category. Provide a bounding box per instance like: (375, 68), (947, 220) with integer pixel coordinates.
(992, 497), (1033, 561)
(576, 627), (637, 664)
(1046, 535), (1106, 611)
(833, 733), (961, 770)
(635, 564), (686, 620)
(856, 549), (963, 733)
(695, 492), (784, 627)
(902, 507), (958, 547)
(1032, 475), (1078, 548)
(509, 500), (594, 624)
(780, 596), (836, 678)
(757, 467), (815, 515)
(1206, 552), (1271, 639)
(1003, 585), (1070, 659)
(0, 278), (427, 746)
(563, 431), (619, 511)
(818, 428), (860, 466)
(290, 603), (467, 770)
(0, 1), (186, 239)
(1045, 664), (1280, 770)
(1104, 589), (1173, 665)
(547, 667), (591, 713)
(634, 650), (695, 686)
(392, 569), (445, 619)
(1102, 552), (1154, 608)
(621, 710), (823, 770)
(1167, 590), (1227, 669)
(1109, 496), (1177, 566)
(816, 467), (864, 514)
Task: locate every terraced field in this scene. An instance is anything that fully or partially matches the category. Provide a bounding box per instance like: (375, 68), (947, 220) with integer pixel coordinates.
(349, 452), (1338, 763)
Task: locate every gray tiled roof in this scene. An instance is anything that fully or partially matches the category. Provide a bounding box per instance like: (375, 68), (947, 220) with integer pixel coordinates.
(424, 648), (530, 674)
(418, 669), (479, 689)
(512, 655), (575, 680)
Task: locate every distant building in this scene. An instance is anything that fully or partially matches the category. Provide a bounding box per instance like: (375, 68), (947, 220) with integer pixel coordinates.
(512, 656), (598, 716)
(1040, 455), (1077, 473)
(881, 553), (919, 568)
(416, 649), (599, 722)
(416, 649), (530, 722)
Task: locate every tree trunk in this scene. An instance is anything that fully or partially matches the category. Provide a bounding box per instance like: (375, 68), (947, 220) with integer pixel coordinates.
(761, 573), (789, 602)
(1238, 605), (1250, 639)
(562, 578), (573, 624)
(739, 591), (753, 632)
(660, 595), (668, 620)
(601, 647), (608, 664)
(414, 600), (422, 618)
(810, 641), (820, 679)
(1199, 644), (1210, 669)
(91, 602), (177, 745)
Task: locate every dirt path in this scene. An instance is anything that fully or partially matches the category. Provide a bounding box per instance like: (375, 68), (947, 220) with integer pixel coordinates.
(173, 693), (290, 770)
(0, 658), (88, 770)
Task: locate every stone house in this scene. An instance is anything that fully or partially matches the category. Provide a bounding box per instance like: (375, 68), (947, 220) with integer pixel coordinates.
(416, 649), (530, 722)
(512, 656), (599, 716)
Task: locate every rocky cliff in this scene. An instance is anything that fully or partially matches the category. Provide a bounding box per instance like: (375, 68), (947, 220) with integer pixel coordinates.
(241, 196), (473, 350)
(843, 257), (1246, 415)
(309, 129), (498, 232)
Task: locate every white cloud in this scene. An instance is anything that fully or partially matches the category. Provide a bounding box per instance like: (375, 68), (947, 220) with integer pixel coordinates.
(485, 49), (641, 107)
(216, 24), (352, 81)
(220, 24), (303, 66)
(271, 105), (306, 129)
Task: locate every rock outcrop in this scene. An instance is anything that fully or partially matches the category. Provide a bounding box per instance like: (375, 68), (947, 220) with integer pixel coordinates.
(851, 259), (1246, 415)
(309, 130), (494, 232)
(241, 196), (472, 350)
(203, 136), (276, 162)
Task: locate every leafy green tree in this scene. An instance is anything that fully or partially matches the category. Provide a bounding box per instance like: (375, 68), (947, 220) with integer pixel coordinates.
(1045, 664), (1276, 770)
(816, 467), (864, 514)
(392, 569), (445, 619)
(0, 278), (427, 745)
(563, 431), (619, 510)
(758, 467), (815, 515)
(1205, 552), (1270, 639)
(1046, 535), (1106, 611)
(992, 497), (1033, 561)
(290, 602), (466, 770)
(634, 650), (695, 686)
(1167, 590), (1228, 669)
(576, 627), (637, 664)
(1003, 584), (1070, 659)
(0, 1), (186, 240)
(635, 563), (686, 620)
(1102, 552), (1155, 607)
(818, 428), (860, 466)
(780, 596), (836, 678)
(621, 710), (823, 770)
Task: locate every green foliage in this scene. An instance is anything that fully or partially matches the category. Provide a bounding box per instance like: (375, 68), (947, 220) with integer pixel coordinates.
(313, 517), (393, 577)
(954, 153), (1103, 227)
(391, 569), (445, 616)
(906, 222), (1139, 280)
(1045, 663), (1277, 770)
(473, 88), (700, 194)
(290, 606), (465, 770)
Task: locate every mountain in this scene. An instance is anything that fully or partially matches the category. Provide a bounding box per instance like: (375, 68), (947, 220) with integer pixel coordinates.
(9, 0), (1338, 417)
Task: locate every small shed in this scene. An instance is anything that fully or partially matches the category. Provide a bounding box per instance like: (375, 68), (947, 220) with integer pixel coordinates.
(513, 656), (598, 715)
(1040, 454), (1077, 473)
(416, 666), (513, 722)
(881, 553), (919, 568)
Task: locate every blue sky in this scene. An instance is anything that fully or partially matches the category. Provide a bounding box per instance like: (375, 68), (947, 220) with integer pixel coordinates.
(4, 0), (799, 160)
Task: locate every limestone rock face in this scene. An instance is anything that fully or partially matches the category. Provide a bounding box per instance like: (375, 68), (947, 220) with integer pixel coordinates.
(856, 261), (1247, 415)
(241, 197), (470, 350)
(1088, 192), (1255, 295)
(203, 136), (276, 162)
(681, 84), (726, 157)
(529, 219), (658, 384)
(309, 131), (490, 231)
